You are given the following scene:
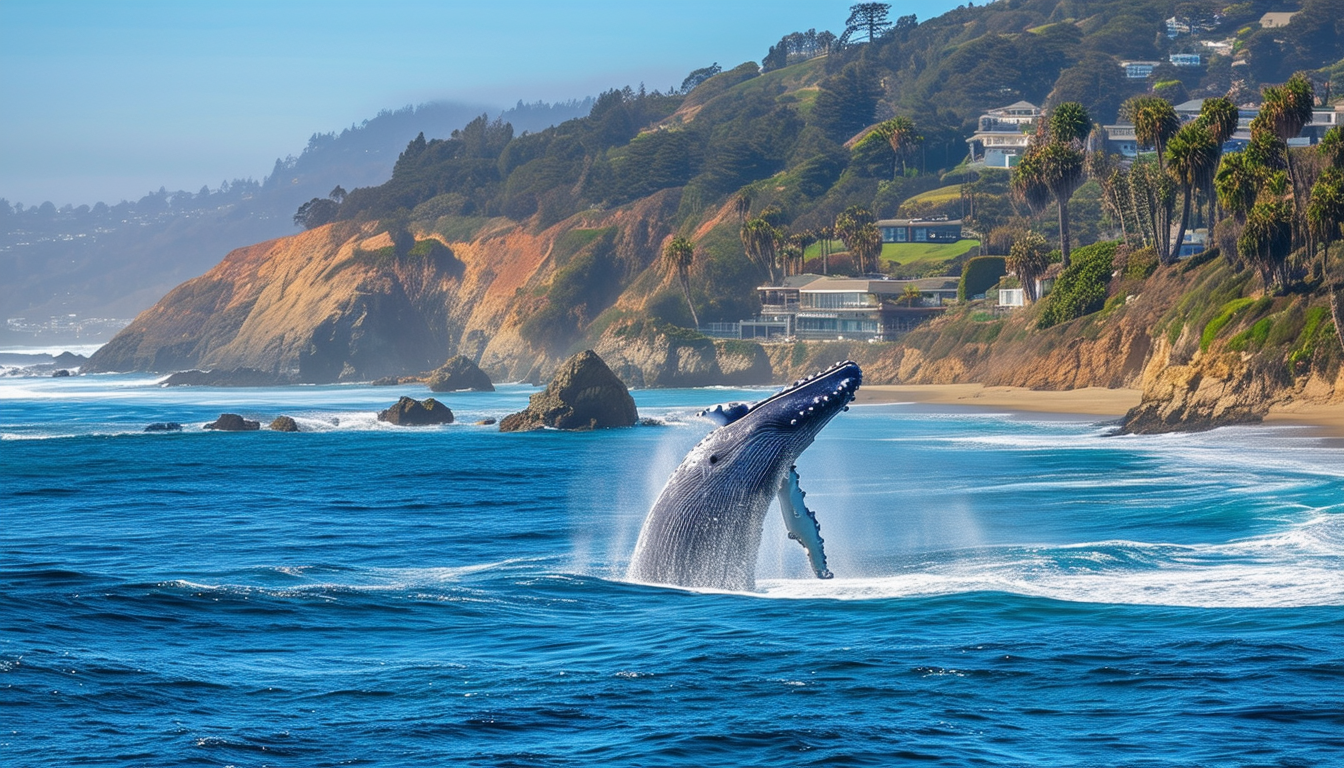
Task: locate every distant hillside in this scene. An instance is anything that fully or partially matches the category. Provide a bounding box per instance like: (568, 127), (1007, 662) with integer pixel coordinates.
(0, 98), (592, 326)
(87, 0), (1344, 432)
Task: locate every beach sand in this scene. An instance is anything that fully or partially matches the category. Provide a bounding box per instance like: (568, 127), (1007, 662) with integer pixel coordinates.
(858, 384), (1344, 437)
(856, 384), (1142, 416)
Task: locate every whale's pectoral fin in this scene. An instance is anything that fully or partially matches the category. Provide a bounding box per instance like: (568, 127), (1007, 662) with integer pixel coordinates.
(699, 402), (752, 426)
(777, 466), (832, 579)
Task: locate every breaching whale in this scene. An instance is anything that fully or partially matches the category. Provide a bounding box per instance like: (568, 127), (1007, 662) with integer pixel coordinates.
(628, 360), (862, 590)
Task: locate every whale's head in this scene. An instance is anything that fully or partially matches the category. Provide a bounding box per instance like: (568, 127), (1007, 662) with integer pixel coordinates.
(629, 360), (863, 590)
(694, 360), (863, 474)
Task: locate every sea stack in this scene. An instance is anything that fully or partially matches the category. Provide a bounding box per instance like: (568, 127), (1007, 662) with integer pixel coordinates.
(377, 396), (455, 426)
(426, 355), (494, 392)
(499, 350), (637, 432)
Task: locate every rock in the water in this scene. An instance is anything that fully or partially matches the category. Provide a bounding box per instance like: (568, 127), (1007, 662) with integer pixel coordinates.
(51, 369), (71, 377)
(144, 422), (182, 432)
(163, 367), (287, 387)
(377, 396), (454, 426)
(204, 413), (261, 431)
(427, 356), (494, 392)
(475, 417), (497, 426)
(52, 352), (88, 368)
(369, 376), (401, 386)
(269, 416), (300, 432)
(499, 350), (637, 432)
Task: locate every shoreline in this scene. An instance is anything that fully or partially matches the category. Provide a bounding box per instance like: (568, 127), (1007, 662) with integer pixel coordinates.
(857, 383), (1344, 439)
(855, 384), (1142, 417)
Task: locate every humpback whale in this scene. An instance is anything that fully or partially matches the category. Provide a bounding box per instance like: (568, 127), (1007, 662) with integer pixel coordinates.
(628, 360), (862, 590)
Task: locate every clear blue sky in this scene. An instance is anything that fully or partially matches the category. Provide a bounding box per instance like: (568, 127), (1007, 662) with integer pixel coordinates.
(1, 0), (958, 207)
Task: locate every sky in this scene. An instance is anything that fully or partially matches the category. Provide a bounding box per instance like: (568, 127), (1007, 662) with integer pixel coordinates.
(0, 0), (959, 207)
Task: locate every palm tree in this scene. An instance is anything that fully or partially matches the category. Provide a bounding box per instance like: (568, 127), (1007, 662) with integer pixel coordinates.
(661, 236), (699, 328)
(1320, 126), (1344, 170)
(1198, 97), (1239, 225)
(1239, 202), (1294, 292)
(1007, 231), (1051, 302)
(898, 284), (922, 306)
(741, 218), (780, 284)
(835, 206), (878, 273)
(1259, 74), (1316, 204)
(1014, 141), (1086, 267)
(732, 191), (753, 223)
(1215, 151), (1262, 223)
(1308, 167), (1344, 349)
(1049, 102), (1091, 144)
(1166, 122), (1221, 264)
(872, 116), (923, 178)
(1124, 96), (1181, 171)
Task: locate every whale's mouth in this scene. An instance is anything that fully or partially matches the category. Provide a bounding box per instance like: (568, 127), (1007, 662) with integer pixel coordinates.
(752, 360), (863, 426)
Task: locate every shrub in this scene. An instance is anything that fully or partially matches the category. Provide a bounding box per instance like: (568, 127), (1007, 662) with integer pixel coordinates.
(958, 256), (1007, 302)
(1038, 242), (1118, 328)
(1200, 298), (1256, 351)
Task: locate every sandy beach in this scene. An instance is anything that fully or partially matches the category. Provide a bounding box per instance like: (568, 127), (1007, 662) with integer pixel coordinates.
(858, 383), (1344, 437)
(856, 384), (1142, 417)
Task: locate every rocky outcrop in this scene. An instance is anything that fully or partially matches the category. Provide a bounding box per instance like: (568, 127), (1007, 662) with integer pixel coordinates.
(427, 355), (494, 392)
(500, 350), (637, 431)
(162, 367), (288, 387)
(592, 320), (771, 387)
(1120, 335), (1283, 434)
(204, 413), (260, 431)
(144, 422), (182, 432)
(378, 396), (454, 426)
(51, 369), (71, 377)
(269, 416), (300, 432)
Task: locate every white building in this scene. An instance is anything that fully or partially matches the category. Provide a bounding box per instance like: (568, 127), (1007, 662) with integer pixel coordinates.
(966, 101), (1042, 168)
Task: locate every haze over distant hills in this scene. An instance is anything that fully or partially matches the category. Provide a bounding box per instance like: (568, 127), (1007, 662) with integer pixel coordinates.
(0, 97), (592, 332)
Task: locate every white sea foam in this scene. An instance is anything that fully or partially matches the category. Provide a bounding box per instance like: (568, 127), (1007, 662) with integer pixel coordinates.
(752, 513), (1344, 608)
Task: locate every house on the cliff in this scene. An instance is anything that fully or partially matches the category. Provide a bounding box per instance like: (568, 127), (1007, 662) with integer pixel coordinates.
(966, 101), (1041, 168)
(705, 275), (957, 342)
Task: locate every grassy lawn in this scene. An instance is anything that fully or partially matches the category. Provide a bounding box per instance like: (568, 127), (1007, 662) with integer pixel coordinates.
(899, 184), (962, 207)
(804, 238), (980, 264)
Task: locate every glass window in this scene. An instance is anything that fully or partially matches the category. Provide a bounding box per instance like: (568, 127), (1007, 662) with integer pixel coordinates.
(915, 228), (927, 242)
(895, 227), (907, 242)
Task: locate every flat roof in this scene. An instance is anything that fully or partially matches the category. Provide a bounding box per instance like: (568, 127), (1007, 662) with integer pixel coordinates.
(876, 218), (963, 227)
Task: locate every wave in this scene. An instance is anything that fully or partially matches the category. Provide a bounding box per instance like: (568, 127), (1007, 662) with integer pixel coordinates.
(748, 513), (1344, 608)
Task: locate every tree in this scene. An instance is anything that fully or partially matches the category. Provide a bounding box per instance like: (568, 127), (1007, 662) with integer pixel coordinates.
(1007, 231), (1051, 302)
(1048, 53), (1130, 124)
(843, 3), (892, 44)
(835, 206), (880, 273)
(867, 116), (923, 178)
(329, 185), (347, 203)
(898, 284), (922, 306)
(1215, 151), (1262, 223)
(681, 63), (721, 93)
(1320, 126), (1344, 170)
(812, 63), (882, 141)
(1123, 96), (1180, 171)
(1049, 102), (1091, 145)
(741, 218), (781, 284)
(1165, 122), (1221, 264)
(293, 197), (339, 229)
(662, 236), (699, 327)
(1308, 167), (1344, 350)
(1014, 137), (1086, 267)
(1260, 73), (1317, 204)
(1239, 202), (1294, 291)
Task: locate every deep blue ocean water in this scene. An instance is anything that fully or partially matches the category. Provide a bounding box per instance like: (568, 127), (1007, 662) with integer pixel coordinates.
(2, 372), (1342, 767)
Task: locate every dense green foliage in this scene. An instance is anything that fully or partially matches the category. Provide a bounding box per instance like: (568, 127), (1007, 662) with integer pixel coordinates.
(958, 256), (1007, 301)
(1038, 241), (1118, 328)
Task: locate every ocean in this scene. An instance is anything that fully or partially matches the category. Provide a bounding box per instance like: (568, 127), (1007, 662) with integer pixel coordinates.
(3, 373), (1342, 766)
